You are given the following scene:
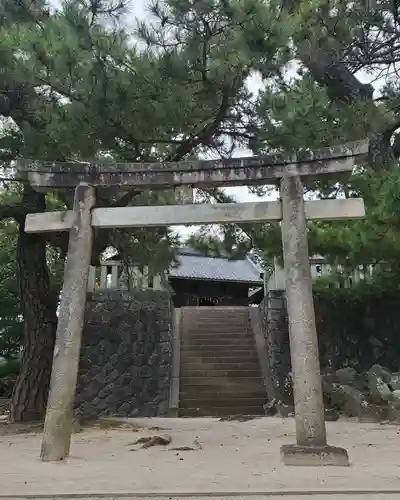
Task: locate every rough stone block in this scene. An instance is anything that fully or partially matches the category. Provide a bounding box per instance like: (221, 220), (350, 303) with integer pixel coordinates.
(75, 290), (173, 419)
(387, 402), (400, 423)
(358, 403), (388, 423)
(118, 402), (133, 414)
(281, 444), (350, 466)
(139, 365), (153, 378)
(96, 399), (110, 411)
(324, 408), (340, 421)
(335, 367), (357, 386)
(368, 371), (392, 403)
(158, 399), (170, 415)
(149, 353), (160, 366)
(390, 372), (400, 390)
(324, 383), (367, 417)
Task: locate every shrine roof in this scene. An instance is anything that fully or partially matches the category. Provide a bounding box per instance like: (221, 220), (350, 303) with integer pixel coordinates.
(169, 249), (263, 285)
(107, 247), (263, 285)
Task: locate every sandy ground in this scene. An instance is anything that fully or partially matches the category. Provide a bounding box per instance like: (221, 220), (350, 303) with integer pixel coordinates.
(1, 417), (400, 497)
(1, 491), (399, 500)
(1, 497), (400, 500)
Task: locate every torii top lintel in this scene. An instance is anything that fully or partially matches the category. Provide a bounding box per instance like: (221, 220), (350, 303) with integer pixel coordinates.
(16, 139), (369, 190)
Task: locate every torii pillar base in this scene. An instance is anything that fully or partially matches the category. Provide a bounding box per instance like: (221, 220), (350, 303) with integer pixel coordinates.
(279, 165), (350, 467)
(281, 444), (349, 467)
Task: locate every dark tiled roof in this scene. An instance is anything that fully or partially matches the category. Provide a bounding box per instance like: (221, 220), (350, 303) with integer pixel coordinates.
(169, 253), (263, 284)
(107, 247), (263, 285)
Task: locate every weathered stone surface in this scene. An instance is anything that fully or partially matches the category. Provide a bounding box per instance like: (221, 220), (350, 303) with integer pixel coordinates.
(280, 168), (327, 448)
(335, 367), (357, 386)
(391, 390), (400, 404)
(277, 402), (294, 418)
(324, 408), (339, 421)
(259, 291), (400, 420)
(369, 364), (392, 383)
(324, 383), (368, 417)
(390, 372), (400, 390)
(260, 292), (292, 403)
(264, 399), (295, 418)
(17, 140), (369, 191)
(281, 444), (350, 467)
(263, 399), (278, 416)
(387, 401), (400, 422)
(368, 367), (393, 404)
(41, 182), (95, 463)
(75, 290), (173, 420)
(358, 403), (388, 423)
(268, 290), (400, 373)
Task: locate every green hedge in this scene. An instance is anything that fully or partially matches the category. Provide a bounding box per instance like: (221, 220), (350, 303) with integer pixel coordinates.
(0, 358), (20, 378)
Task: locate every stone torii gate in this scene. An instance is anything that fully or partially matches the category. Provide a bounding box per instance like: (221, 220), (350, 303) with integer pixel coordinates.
(17, 140), (369, 465)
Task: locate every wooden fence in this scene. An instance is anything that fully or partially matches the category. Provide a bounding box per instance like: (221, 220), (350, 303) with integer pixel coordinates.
(87, 260), (165, 292)
(89, 258), (380, 293)
(267, 258), (379, 291)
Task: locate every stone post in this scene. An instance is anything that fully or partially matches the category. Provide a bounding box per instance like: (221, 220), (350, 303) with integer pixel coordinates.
(41, 183), (95, 462)
(279, 165), (349, 466)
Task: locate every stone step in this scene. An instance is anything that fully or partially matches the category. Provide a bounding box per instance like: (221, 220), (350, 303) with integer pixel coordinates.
(185, 312), (250, 316)
(183, 336), (254, 341)
(183, 313), (250, 319)
(183, 328), (254, 334)
(182, 305), (249, 308)
(181, 357), (258, 365)
(181, 361), (260, 377)
(182, 335), (256, 348)
(183, 339), (254, 345)
(182, 318), (250, 325)
(182, 326), (252, 333)
(183, 319), (250, 325)
(182, 329), (254, 336)
(181, 372), (261, 380)
(180, 388), (266, 399)
(183, 311), (249, 316)
(181, 358), (260, 366)
(183, 331), (253, 336)
(183, 314), (250, 320)
(179, 307), (263, 417)
(183, 320), (251, 325)
(180, 368), (261, 377)
(179, 406), (264, 417)
(181, 352), (258, 363)
(181, 360), (261, 370)
(179, 377), (265, 388)
(180, 396), (265, 407)
(181, 345), (259, 353)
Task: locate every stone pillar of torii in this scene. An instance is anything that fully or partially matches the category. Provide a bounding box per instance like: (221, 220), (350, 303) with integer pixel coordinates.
(17, 140), (369, 465)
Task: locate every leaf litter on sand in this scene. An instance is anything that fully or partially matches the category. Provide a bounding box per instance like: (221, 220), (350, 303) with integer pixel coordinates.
(169, 439), (203, 451)
(128, 434), (172, 450)
(128, 434), (204, 451)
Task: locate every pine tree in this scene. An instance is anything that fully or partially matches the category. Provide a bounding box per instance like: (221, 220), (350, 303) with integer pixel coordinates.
(0, 0), (294, 420)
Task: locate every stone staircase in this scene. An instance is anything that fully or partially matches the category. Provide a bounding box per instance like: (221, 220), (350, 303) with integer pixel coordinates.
(179, 306), (266, 417)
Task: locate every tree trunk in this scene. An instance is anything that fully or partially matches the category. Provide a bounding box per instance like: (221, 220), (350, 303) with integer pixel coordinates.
(9, 187), (58, 422)
(295, 31), (398, 168)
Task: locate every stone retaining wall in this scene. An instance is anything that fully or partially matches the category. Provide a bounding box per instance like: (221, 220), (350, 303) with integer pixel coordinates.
(260, 292), (291, 403)
(260, 289), (400, 403)
(75, 290), (173, 419)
